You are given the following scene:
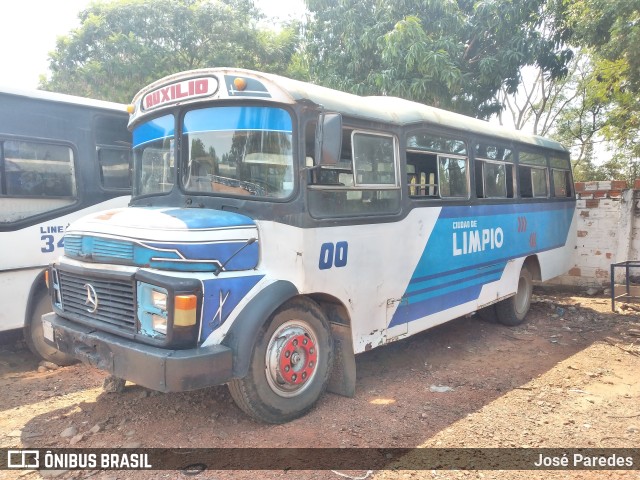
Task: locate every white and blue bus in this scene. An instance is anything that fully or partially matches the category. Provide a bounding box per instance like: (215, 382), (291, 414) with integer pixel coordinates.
(43, 68), (576, 422)
(0, 88), (131, 364)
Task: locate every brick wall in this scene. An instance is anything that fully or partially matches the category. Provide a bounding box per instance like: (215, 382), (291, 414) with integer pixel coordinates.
(550, 180), (640, 288)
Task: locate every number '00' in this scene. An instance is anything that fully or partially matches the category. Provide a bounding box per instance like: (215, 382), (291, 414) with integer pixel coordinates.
(319, 241), (348, 270)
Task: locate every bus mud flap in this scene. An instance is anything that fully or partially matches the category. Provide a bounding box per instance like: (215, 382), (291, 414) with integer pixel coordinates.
(327, 322), (356, 398)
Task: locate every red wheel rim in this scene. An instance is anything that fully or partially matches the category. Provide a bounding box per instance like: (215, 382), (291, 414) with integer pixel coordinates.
(278, 334), (317, 385)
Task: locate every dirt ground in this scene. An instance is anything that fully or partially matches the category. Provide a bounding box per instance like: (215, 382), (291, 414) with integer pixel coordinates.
(1, 288), (639, 480)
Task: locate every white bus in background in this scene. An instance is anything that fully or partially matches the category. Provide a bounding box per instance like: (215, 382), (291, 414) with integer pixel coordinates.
(0, 87), (131, 364)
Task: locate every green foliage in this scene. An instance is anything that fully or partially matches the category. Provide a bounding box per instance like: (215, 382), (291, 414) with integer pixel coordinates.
(303, 0), (573, 118)
(559, 0), (640, 165)
(40, 0), (301, 102)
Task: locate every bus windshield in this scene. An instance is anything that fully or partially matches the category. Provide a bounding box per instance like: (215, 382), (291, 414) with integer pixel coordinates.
(181, 106), (294, 198)
(133, 114), (175, 196)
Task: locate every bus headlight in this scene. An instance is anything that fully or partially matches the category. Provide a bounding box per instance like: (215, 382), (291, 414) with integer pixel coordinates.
(151, 289), (167, 311)
(137, 283), (169, 337)
(152, 314), (167, 334)
(137, 283), (198, 340)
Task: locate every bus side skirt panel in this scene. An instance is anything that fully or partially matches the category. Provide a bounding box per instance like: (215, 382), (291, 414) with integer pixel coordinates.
(222, 280), (299, 378)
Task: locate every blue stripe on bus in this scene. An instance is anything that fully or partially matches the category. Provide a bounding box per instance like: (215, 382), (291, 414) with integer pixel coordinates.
(132, 114), (174, 147)
(392, 288), (483, 325)
(389, 266), (504, 327)
(389, 201), (574, 326)
(183, 106), (292, 133)
(139, 240), (259, 271)
(437, 201), (574, 218)
(405, 264), (505, 299)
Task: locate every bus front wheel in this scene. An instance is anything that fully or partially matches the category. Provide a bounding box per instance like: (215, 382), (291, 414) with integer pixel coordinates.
(495, 265), (533, 326)
(227, 298), (333, 423)
(24, 289), (76, 366)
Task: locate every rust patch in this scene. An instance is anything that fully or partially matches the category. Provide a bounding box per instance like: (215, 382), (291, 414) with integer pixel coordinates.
(95, 210), (119, 221)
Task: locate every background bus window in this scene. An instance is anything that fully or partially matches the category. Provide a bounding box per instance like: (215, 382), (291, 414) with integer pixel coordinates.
(98, 147), (131, 190)
(0, 140), (77, 223)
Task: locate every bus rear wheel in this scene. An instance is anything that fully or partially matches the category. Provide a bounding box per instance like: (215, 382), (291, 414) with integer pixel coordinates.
(227, 298), (333, 423)
(495, 265), (533, 326)
(24, 289), (76, 366)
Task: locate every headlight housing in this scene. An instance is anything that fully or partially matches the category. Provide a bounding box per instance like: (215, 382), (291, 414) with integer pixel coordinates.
(138, 283), (169, 337)
(137, 281), (200, 346)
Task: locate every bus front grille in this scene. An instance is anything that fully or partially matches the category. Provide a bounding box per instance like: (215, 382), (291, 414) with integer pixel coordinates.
(58, 271), (136, 333)
(63, 234), (135, 263)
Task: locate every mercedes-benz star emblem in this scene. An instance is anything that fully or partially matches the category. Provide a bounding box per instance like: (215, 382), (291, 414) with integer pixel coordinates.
(83, 283), (99, 313)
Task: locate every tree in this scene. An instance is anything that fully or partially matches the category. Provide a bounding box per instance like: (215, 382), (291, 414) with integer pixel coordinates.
(40, 0), (302, 102)
(302, 0), (572, 118)
(560, 0), (640, 159)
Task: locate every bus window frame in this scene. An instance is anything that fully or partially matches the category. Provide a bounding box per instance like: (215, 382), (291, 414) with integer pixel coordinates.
(175, 103), (298, 203)
(404, 129), (470, 202)
(479, 158), (510, 199)
(517, 149), (550, 200)
(97, 144), (132, 192)
(528, 165), (549, 198)
(132, 112), (176, 199)
(0, 136), (80, 223)
(551, 168), (574, 198)
(437, 153), (471, 200)
(306, 124), (402, 219)
(350, 129), (400, 189)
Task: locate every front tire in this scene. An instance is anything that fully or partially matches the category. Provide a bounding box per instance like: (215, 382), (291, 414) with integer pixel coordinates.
(228, 298), (333, 423)
(24, 289), (76, 366)
(495, 265), (533, 326)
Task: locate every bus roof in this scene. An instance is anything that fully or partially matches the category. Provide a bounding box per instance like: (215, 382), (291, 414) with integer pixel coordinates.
(131, 67), (568, 153)
(266, 72), (567, 153)
(0, 86), (127, 112)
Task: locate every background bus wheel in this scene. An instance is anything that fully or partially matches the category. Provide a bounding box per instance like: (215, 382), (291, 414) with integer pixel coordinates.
(228, 298), (333, 424)
(24, 289), (76, 366)
(495, 265), (533, 326)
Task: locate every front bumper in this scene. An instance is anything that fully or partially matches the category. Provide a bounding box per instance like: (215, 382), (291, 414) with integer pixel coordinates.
(42, 313), (233, 392)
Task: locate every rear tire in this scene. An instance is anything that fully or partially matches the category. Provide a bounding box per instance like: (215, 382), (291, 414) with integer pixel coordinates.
(228, 298), (333, 423)
(476, 304), (497, 323)
(24, 289), (76, 366)
(495, 265), (533, 326)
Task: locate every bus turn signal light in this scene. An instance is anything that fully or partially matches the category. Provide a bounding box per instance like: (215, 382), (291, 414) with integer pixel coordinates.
(174, 294), (197, 327)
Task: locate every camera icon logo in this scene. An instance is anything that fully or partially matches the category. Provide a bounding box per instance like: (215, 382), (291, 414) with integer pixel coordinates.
(7, 450), (40, 469)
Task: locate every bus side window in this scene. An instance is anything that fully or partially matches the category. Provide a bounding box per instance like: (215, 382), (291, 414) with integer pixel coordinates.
(475, 160), (484, 198)
(552, 169), (573, 197)
(518, 166), (533, 198)
(406, 152), (438, 197)
(98, 147), (131, 190)
(519, 165), (548, 198)
(0, 140), (77, 223)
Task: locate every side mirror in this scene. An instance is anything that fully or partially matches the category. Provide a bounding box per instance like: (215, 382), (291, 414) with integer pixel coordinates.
(315, 113), (342, 166)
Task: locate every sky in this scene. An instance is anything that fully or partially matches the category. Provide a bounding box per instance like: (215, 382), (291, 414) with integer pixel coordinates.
(0, 0), (306, 91)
